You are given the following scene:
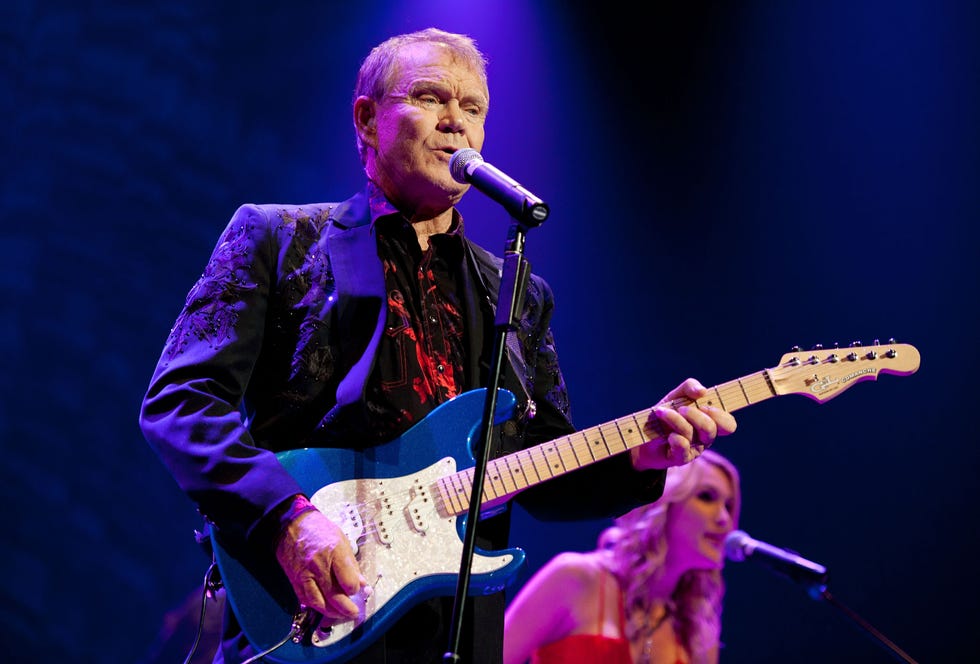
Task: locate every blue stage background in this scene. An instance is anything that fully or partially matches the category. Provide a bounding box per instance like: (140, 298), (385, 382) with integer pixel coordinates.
(3, 1), (978, 662)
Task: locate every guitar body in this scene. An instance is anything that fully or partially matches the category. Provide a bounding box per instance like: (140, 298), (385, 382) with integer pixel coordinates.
(211, 388), (524, 664)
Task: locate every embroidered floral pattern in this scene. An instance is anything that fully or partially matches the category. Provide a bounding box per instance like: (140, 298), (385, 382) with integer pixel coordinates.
(165, 218), (256, 360)
(277, 207), (337, 386)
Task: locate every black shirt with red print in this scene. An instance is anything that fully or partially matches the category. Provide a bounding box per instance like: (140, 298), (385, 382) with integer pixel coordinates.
(365, 213), (468, 442)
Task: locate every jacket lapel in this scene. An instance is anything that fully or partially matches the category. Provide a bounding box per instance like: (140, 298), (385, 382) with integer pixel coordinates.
(327, 191), (387, 407)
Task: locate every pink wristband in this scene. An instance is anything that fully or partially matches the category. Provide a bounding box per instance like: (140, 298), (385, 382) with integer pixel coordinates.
(274, 494), (319, 549)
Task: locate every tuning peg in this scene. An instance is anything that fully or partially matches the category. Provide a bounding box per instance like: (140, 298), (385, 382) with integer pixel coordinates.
(790, 345), (802, 352)
(811, 344), (824, 350)
(849, 341), (862, 347)
(887, 337), (897, 344)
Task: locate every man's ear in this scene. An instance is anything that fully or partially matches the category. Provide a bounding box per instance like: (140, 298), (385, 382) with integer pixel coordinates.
(354, 96), (377, 148)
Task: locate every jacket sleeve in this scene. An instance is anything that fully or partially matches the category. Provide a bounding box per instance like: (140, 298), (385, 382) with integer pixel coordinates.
(138, 204), (305, 546)
(511, 274), (666, 522)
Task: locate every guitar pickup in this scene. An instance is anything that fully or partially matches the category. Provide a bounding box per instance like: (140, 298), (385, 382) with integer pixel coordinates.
(406, 477), (431, 533)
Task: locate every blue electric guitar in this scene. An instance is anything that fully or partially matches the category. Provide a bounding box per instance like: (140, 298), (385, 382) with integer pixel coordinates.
(212, 341), (920, 663)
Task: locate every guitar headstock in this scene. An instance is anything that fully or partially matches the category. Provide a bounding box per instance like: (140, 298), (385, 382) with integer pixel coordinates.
(770, 339), (920, 403)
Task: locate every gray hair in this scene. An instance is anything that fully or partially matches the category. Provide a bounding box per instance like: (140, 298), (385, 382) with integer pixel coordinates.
(353, 28), (489, 162)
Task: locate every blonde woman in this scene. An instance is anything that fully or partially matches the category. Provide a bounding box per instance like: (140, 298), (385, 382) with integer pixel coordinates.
(504, 450), (741, 664)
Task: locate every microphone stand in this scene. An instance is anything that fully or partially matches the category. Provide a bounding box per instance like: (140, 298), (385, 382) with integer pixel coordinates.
(735, 540), (920, 662)
(815, 587), (920, 664)
(443, 210), (543, 663)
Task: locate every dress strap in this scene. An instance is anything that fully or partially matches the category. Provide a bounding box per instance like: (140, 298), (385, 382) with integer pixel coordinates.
(597, 568), (607, 627)
(617, 579), (627, 635)
(596, 569), (628, 636)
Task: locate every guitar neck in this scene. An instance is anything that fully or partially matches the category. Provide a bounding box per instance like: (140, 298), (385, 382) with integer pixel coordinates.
(436, 368), (775, 516)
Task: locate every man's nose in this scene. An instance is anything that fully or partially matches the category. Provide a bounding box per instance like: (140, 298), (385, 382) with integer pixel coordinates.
(439, 99), (466, 131)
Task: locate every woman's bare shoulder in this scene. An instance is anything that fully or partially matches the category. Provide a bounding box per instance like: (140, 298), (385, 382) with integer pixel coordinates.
(541, 550), (610, 589)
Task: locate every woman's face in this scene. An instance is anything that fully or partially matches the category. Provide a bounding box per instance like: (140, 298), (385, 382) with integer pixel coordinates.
(665, 463), (737, 571)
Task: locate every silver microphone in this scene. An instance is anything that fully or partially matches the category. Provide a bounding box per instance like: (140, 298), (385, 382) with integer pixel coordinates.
(724, 529), (829, 595)
(449, 148), (549, 226)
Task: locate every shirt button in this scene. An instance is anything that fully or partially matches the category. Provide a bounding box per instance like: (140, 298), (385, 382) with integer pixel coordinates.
(436, 364), (445, 373)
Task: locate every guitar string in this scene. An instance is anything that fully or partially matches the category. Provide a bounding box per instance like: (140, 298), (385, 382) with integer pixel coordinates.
(438, 353), (895, 511)
(325, 349), (903, 530)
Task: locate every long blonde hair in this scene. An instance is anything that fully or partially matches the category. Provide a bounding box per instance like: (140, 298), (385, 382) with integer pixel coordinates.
(598, 450), (741, 661)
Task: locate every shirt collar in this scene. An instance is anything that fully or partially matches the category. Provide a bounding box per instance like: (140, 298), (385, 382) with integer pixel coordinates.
(365, 180), (466, 238)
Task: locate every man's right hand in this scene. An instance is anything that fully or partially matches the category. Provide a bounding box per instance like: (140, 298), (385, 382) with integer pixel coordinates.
(275, 508), (369, 621)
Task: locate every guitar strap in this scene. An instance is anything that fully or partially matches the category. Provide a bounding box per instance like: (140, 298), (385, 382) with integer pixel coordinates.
(462, 240), (535, 421)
